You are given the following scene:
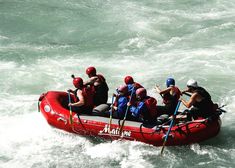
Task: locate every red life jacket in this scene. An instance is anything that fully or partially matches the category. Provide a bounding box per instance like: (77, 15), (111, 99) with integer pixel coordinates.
(174, 86), (181, 100)
(83, 85), (95, 107)
(97, 74), (109, 90)
(133, 82), (143, 90)
(97, 74), (105, 82)
(163, 86), (181, 105)
(74, 85), (95, 107)
(144, 97), (158, 118)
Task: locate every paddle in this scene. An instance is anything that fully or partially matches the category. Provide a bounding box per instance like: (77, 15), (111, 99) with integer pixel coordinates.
(67, 91), (73, 124)
(182, 92), (191, 97)
(108, 94), (116, 133)
(160, 100), (181, 155)
(218, 104), (227, 112)
(119, 88), (135, 136)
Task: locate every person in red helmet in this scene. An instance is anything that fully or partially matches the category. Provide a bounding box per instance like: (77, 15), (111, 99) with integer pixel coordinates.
(84, 66), (109, 106)
(124, 76), (143, 95)
(124, 76), (134, 85)
(112, 85), (130, 119)
(68, 76), (95, 115)
(129, 88), (158, 123)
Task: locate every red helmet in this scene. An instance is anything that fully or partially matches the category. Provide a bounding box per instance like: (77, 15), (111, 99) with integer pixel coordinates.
(136, 88), (147, 99)
(73, 77), (83, 89)
(118, 85), (128, 94)
(124, 76), (134, 84)
(86, 66), (96, 76)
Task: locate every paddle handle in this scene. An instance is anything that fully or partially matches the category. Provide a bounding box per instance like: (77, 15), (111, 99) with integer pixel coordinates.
(68, 92), (73, 124)
(161, 101), (181, 155)
(109, 94), (115, 132)
(119, 88), (135, 136)
(183, 92), (191, 97)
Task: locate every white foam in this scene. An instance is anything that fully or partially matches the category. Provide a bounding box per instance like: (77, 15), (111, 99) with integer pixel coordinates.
(84, 140), (156, 167)
(0, 1), (234, 167)
(84, 140), (127, 160)
(0, 61), (17, 70)
(0, 112), (88, 167)
(0, 35), (9, 40)
(0, 43), (70, 52)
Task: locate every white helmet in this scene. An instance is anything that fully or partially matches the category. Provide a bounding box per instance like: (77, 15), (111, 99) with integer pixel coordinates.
(187, 79), (198, 88)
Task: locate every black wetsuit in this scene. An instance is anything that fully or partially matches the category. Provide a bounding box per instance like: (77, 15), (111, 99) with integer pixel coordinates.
(189, 87), (214, 119)
(94, 75), (109, 106)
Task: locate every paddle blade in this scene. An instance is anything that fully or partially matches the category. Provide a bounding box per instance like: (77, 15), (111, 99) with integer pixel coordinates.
(160, 141), (167, 155)
(119, 120), (125, 136)
(67, 92), (73, 125)
(69, 113), (73, 124)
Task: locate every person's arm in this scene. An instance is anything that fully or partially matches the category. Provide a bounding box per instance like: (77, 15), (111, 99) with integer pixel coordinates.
(181, 88), (190, 94)
(67, 89), (75, 94)
(68, 90), (85, 107)
(155, 85), (161, 93)
(159, 87), (171, 95)
(112, 94), (120, 110)
(180, 93), (197, 108)
(83, 76), (98, 85)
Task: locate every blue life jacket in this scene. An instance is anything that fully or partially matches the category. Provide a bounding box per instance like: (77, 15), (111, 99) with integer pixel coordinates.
(130, 101), (148, 118)
(117, 96), (128, 118)
(127, 84), (135, 95)
(130, 96), (157, 121)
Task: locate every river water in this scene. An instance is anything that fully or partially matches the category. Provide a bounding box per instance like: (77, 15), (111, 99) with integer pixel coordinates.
(0, 0), (235, 167)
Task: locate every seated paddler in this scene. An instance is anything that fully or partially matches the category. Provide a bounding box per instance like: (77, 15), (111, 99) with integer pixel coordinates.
(129, 88), (158, 124)
(180, 79), (216, 120)
(68, 75), (95, 115)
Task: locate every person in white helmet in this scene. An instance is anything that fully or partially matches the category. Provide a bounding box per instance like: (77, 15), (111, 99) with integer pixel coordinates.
(180, 79), (215, 120)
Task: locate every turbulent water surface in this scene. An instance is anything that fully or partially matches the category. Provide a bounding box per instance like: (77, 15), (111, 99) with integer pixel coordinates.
(0, 0), (235, 167)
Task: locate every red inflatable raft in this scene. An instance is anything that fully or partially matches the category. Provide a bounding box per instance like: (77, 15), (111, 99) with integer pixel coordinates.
(38, 91), (222, 146)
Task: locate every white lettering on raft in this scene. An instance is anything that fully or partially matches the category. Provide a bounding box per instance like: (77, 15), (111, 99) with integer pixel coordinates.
(99, 124), (131, 137)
